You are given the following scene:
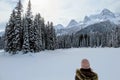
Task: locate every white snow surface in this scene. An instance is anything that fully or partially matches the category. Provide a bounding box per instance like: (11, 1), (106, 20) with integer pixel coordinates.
(0, 48), (120, 80)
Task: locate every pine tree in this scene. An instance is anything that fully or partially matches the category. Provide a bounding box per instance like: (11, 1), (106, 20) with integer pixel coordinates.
(0, 36), (4, 49)
(12, 0), (23, 53)
(33, 13), (42, 52)
(5, 0), (23, 54)
(45, 22), (50, 49)
(24, 0), (35, 52)
(45, 22), (56, 50)
(22, 0), (33, 53)
(51, 22), (57, 49)
(117, 27), (120, 47)
(41, 18), (46, 50)
(4, 10), (16, 53)
(33, 14), (46, 51)
(114, 27), (119, 47)
(22, 17), (30, 53)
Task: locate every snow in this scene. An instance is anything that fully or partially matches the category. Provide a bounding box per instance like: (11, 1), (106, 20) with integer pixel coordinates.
(55, 24), (64, 30)
(100, 9), (115, 19)
(66, 19), (78, 28)
(0, 48), (120, 80)
(81, 9), (120, 29)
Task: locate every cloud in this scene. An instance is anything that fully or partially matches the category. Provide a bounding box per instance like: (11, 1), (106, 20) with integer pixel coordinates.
(0, 1), (12, 22)
(0, 0), (120, 31)
(0, 0), (25, 31)
(0, 0), (13, 30)
(52, 0), (120, 26)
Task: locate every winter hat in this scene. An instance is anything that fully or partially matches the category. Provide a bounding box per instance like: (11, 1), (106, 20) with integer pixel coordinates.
(81, 59), (90, 69)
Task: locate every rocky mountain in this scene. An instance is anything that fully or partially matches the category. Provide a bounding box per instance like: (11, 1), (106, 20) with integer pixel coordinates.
(55, 20), (82, 36)
(55, 24), (64, 30)
(76, 20), (118, 35)
(83, 16), (91, 23)
(88, 9), (115, 21)
(66, 19), (78, 28)
(55, 9), (120, 36)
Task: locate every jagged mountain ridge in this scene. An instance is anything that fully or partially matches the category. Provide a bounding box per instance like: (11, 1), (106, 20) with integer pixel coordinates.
(55, 9), (120, 36)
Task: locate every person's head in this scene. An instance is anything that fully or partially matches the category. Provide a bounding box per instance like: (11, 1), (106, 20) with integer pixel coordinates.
(81, 59), (90, 69)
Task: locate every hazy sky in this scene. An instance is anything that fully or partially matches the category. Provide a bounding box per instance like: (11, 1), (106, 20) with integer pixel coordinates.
(0, 0), (120, 31)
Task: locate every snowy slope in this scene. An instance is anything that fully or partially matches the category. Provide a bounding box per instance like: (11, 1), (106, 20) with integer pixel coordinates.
(76, 20), (117, 35)
(84, 9), (120, 26)
(56, 9), (120, 35)
(54, 24), (64, 30)
(55, 20), (80, 36)
(66, 19), (78, 28)
(0, 48), (120, 80)
(88, 9), (115, 21)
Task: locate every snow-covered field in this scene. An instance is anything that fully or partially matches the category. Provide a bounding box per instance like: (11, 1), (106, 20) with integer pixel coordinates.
(0, 48), (120, 80)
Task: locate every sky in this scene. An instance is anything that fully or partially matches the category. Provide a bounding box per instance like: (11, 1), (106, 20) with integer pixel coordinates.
(0, 0), (120, 31)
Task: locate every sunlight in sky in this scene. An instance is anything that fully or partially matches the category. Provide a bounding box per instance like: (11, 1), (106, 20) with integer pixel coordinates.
(22, 0), (120, 26)
(0, 0), (120, 30)
(23, 0), (60, 25)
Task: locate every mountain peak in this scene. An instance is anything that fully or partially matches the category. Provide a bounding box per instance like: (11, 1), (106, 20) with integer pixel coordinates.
(100, 8), (115, 18)
(67, 19), (78, 28)
(101, 8), (112, 14)
(84, 16), (91, 23)
(55, 24), (64, 30)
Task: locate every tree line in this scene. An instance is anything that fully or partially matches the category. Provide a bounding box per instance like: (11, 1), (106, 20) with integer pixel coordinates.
(57, 26), (120, 48)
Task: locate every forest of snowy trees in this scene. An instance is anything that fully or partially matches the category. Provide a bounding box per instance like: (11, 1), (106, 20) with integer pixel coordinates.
(4, 0), (56, 54)
(57, 26), (120, 48)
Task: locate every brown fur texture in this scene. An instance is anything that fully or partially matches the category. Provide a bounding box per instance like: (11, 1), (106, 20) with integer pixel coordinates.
(75, 68), (98, 80)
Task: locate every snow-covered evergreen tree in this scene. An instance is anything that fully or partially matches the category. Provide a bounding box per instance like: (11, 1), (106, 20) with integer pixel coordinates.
(34, 13), (46, 50)
(22, 17), (30, 53)
(4, 10), (16, 53)
(12, 0), (23, 53)
(51, 22), (57, 49)
(33, 13), (42, 52)
(45, 22), (50, 50)
(116, 27), (120, 47)
(4, 0), (23, 54)
(45, 22), (56, 50)
(0, 36), (4, 49)
(113, 27), (119, 47)
(25, 0), (35, 52)
(41, 18), (46, 50)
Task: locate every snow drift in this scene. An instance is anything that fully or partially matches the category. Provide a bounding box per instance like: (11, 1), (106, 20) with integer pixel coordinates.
(0, 48), (120, 80)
